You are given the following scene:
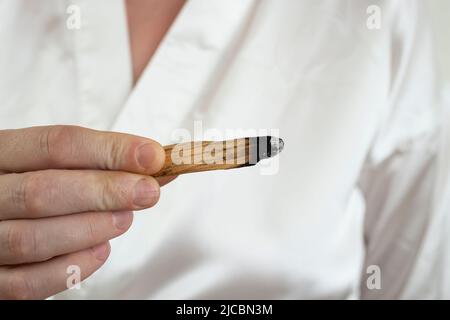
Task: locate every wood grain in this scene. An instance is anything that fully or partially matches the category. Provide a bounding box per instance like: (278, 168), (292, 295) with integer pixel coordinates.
(154, 138), (252, 177)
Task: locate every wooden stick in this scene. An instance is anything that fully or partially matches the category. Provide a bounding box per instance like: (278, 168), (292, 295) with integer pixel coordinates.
(154, 136), (284, 177)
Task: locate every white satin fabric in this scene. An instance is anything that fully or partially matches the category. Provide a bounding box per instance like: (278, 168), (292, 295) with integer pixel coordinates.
(0, 0), (447, 299)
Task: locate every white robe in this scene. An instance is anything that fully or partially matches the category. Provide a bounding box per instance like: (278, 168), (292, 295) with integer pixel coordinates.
(0, 0), (447, 299)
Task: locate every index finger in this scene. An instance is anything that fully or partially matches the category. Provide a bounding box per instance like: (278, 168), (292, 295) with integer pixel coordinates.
(0, 126), (165, 175)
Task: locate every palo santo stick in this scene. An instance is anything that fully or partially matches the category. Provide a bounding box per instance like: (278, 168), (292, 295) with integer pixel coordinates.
(154, 136), (284, 177)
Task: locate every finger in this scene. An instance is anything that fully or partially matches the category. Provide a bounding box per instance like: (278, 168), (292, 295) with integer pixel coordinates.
(0, 242), (110, 300)
(0, 170), (160, 220)
(0, 211), (132, 265)
(155, 175), (178, 187)
(0, 126), (165, 175)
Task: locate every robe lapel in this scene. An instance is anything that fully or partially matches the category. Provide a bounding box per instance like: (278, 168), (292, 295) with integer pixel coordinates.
(68, 0), (133, 129)
(111, 0), (257, 143)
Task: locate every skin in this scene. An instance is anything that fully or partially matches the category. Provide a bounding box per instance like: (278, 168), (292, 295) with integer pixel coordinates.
(0, 0), (185, 300)
(126, 0), (186, 84)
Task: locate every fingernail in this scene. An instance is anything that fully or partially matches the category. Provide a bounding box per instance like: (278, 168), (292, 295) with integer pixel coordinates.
(112, 211), (133, 230)
(136, 143), (156, 170)
(133, 179), (159, 207)
(92, 243), (110, 261)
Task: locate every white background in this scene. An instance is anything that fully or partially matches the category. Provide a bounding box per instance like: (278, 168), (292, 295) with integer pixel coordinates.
(429, 0), (450, 85)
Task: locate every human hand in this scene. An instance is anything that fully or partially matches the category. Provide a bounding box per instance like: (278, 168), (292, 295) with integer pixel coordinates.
(0, 125), (170, 299)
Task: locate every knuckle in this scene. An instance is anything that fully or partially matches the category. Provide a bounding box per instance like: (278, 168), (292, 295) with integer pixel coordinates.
(39, 126), (60, 164)
(85, 214), (100, 243)
(38, 126), (51, 160)
(5, 224), (36, 261)
(20, 173), (46, 216)
(98, 176), (116, 210)
(9, 173), (26, 212)
(41, 125), (79, 165)
(103, 136), (126, 170)
(6, 272), (34, 300)
(97, 174), (130, 210)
